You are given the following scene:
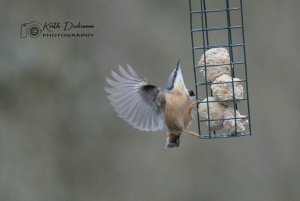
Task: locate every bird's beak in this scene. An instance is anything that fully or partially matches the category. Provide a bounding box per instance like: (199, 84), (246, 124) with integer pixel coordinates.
(165, 59), (184, 90)
(175, 59), (181, 73)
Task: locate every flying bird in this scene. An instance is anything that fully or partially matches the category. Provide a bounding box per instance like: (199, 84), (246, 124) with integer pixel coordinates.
(105, 60), (197, 148)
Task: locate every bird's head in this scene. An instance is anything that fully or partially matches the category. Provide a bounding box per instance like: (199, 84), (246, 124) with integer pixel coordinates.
(166, 59), (185, 91)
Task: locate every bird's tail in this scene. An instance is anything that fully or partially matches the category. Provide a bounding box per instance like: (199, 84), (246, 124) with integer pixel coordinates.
(166, 132), (181, 148)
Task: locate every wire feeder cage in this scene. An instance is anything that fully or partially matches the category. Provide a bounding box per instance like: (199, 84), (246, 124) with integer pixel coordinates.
(189, 0), (252, 139)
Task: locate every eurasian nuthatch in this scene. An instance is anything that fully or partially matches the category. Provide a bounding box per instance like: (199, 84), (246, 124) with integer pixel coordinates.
(105, 60), (195, 148)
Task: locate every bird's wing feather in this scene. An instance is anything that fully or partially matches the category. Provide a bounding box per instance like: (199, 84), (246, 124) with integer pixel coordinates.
(105, 65), (165, 131)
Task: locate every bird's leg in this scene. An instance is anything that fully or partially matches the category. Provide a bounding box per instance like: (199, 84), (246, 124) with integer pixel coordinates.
(185, 99), (200, 137)
(191, 100), (197, 108)
(188, 89), (195, 97)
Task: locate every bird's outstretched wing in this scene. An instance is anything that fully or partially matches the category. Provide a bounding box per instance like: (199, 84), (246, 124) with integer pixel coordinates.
(105, 65), (165, 131)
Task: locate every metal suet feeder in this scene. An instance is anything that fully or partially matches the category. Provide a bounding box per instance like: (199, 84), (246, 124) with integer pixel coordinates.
(188, 0), (252, 139)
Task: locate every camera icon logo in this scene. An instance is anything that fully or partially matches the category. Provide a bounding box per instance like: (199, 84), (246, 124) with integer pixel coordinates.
(20, 21), (42, 38)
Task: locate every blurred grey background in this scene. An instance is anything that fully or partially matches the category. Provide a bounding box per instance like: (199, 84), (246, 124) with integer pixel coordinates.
(0, 0), (300, 200)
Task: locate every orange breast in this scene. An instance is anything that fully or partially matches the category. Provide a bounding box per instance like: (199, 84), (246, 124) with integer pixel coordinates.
(164, 90), (192, 131)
